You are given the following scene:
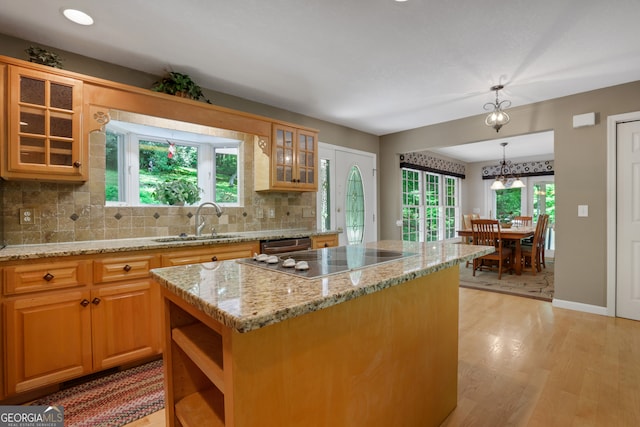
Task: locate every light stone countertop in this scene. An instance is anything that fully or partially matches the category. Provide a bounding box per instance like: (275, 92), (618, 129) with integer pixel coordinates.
(0, 229), (337, 262)
(151, 240), (494, 333)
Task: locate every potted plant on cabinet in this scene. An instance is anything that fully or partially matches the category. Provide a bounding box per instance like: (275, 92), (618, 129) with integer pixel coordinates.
(25, 46), (64, 68)
(152, 178), (203, 205)
(151, 71), (212, 103)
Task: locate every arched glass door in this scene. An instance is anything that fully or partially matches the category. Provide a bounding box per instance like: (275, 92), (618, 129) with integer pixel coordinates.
(345, 165), (365, 244)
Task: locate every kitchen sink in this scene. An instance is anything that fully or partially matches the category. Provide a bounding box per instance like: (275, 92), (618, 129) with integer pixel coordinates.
(154, 234), (242, 243)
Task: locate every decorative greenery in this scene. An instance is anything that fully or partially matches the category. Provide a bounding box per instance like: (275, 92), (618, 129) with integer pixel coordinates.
(25, 46), (63, 68)
(152, 178), (202, 205)
(151, 71), (212, 103)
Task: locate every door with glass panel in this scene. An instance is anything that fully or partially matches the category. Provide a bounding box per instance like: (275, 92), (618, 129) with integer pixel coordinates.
(317, 144), (376, 246)
(529, 177), (555, 256)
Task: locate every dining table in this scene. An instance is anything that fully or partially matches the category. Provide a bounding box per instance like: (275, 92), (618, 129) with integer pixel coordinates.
(457, 226), (535, 275)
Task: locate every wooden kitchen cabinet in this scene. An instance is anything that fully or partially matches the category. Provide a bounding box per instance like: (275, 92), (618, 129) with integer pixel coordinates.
(91, 280), (161, 370)
(254, 123), (318, 192)
(1, 253), (162, 398)
(1, 242), (265, 399)
(311, 233), (339, 249)
(4, 289), (93, 394)
(3, 65), (86, 182)
(161, 241), (260, 267)
(3, 259), (91, 295)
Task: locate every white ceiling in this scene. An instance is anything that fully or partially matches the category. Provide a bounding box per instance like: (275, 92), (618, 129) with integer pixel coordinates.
(429, 131), (555, 163)
(1, 0), (639, 143)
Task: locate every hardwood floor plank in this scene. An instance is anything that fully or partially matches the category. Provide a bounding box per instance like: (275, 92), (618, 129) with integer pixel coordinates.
(442, 288), (640, 426)
(125, 287), (640, 427)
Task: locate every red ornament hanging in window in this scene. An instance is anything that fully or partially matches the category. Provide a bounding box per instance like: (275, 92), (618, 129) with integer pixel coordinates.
(167, 142), (176, 159)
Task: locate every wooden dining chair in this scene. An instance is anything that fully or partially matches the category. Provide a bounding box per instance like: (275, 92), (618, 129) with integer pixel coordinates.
(512, 215), (533, 227)
(538, 214), (550, 269)
(471, 219), (513, 279)
(521, 214), (548, 275)
(463, 213), (480, 266)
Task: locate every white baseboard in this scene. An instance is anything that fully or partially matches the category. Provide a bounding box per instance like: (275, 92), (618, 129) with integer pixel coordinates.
(552, 299), (609, 316)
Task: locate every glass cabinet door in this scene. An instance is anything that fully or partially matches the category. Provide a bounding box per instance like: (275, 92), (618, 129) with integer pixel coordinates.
(271, 124), (317, 190)
(274, 125), (294, 185)
(297, 130), (316, 186)
(8, 66), (83, 178)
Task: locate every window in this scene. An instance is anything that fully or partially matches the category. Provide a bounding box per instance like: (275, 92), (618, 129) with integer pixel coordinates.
(495, 187), (522, 221)
(401, 169), (460, 242)
(105, 120), (241, 206)
(345, 165), (365, 244)
(319, 158), (331, 231)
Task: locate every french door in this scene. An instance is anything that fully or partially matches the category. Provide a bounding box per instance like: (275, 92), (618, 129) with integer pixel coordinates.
(490, 176), (555, 254)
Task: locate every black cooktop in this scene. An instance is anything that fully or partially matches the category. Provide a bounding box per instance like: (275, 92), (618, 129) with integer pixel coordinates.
(236, 246), (417, 279)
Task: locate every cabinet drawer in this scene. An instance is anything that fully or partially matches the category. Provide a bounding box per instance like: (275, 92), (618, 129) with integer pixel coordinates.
(162, 242), (260, 267)
(3, 260), (91, 295)
(311, 234), (339, 249)
(94, 255), (161, 284)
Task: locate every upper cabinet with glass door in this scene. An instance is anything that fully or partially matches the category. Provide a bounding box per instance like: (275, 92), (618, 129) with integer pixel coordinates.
(3, 65), (86, 182)
(254, 123), (318, 192)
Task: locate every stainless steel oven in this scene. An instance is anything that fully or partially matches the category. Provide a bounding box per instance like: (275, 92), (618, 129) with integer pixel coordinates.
(260, 237), (312, 255)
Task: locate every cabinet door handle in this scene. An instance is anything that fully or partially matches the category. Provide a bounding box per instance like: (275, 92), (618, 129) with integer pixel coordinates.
(80, 299), (90, 307)
(43, 272), (54, 281)
(92, 297), (101, 305)
(123, 264), (132, 272)
(73, 161), (82, 168)
(211, 256), (218, 262)
(324, 243), (329, 247)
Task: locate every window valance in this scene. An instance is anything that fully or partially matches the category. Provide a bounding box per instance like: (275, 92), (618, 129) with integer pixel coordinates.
(400, 152), (466, 179)
(482, 160), (554, 180)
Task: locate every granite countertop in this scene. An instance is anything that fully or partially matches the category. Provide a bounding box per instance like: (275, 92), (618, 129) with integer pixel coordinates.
(151, 240), (494, 333)
(0, 229), (338, 262)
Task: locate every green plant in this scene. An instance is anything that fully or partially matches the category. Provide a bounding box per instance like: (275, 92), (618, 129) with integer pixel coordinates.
(151, 71), (212, 103)
(25, 46), (63, 68)
(152, 178), (202, 205)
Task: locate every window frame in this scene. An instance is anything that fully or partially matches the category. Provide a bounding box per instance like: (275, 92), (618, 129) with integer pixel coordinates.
(401, 168), (460, 243)
(105, 124), (241, 207)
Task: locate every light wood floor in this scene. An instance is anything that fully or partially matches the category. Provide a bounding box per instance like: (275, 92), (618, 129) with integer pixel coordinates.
(124, 287), (640, 427)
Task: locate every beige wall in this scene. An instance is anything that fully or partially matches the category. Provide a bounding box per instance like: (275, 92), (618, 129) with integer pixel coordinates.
(381, 81), (640, 308)
(0, 33), (380, 244)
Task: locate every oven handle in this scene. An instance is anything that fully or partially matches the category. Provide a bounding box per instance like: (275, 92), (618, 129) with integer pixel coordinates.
(261, 243), (310, 255)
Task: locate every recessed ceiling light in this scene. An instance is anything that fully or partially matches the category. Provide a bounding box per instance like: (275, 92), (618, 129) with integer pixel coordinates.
(62, 8), (94, 26)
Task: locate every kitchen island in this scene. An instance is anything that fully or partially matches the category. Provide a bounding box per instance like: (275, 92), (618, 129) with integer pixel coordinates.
(151, 240), (493, 427)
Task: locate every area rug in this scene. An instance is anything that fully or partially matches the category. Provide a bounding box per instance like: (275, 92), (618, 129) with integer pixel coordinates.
(31, 359), (164, 427)
(459, 261), (554, 301)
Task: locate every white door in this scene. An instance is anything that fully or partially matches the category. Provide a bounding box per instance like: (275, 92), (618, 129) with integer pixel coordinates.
(317, 144), (376, 246)
(617, 120), (640, 320)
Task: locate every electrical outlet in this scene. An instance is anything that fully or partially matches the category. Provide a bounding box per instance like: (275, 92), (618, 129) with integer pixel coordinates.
(302, 208), (316, 218)
(20, 208), (38, 225)
(268, 208), (276, 219)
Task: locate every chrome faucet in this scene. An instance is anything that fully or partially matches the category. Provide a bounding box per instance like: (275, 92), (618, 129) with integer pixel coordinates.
(194, 202), (224, 236)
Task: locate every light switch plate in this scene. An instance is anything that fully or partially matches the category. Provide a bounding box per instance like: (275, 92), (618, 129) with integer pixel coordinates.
(578, 205), (589, 217)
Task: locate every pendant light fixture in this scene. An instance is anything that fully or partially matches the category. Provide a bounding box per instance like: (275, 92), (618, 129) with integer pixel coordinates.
(484, 85), (511, 132)
(490, 142), (525, 190)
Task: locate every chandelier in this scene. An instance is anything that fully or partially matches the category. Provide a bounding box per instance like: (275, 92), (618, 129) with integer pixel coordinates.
(484, 85), (511, 132)
(490, 142), (525, 190)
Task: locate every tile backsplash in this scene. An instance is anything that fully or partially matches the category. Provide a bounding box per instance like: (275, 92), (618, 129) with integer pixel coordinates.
(1, 128), (317, 246)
